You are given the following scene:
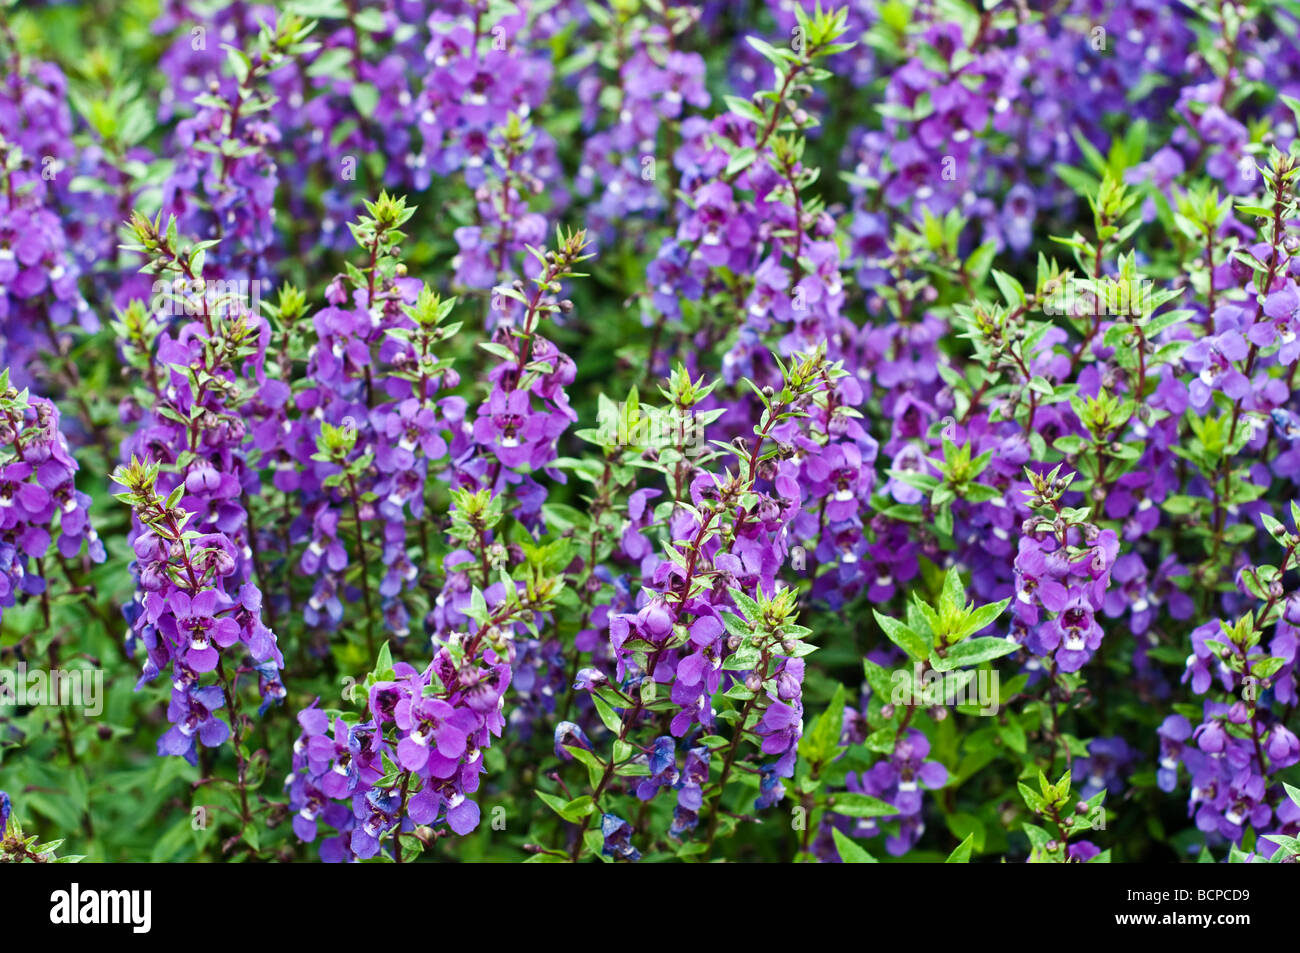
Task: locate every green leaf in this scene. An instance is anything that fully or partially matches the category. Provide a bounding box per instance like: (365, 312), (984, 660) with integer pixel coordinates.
(830, 792), (898, 818)
(799, 683), (847, 766)
(728, 588), (763, 622)
(931, 636), (1018, 671)
(966, 241), (997, 287)
(991, 269), (1026, 306)
(353, 7), (387, 31)
(1019, 781), (1047, 814)
(591, 694), (623, 734)
(564, 746), (605, 790)
(1261, 513), (1288, 544)
(1284, 782), (1300, 810)
(831, 828), (878, 862)
(940, 566), (964, 614)
(954, 598), (1010, 640)
(583, 827), (605, 859)
(873, 610), (930, 660)
(1251, 657), (1286, 680)
(945, 833), (975, 863)
(536, 791), (594, 823)
(350, 82), (379, 117)
(863, 658), (897, 700)
(725, 148), (757, 177)
(372, 641), (393, 676)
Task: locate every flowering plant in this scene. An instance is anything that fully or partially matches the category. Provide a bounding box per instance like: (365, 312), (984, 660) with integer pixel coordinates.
(1, 0), (1300, 869)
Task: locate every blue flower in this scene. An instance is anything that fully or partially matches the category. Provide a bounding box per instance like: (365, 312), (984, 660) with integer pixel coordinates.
(600, 813), (641, 862)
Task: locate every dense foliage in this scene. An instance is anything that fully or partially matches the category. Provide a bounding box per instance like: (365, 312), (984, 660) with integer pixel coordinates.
(3, 0), (1300, 865)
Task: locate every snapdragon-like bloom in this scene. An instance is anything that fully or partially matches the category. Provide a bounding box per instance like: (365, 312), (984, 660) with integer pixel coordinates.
(287, 639), (512, 860)
(1013, 525), (1117, 673)
(0, 55), (90, 382)
(0, 388), (104, 623)
(115, 215), (285, 759)
(849, 729), (948, 857)
(14, 0), (1300, 870)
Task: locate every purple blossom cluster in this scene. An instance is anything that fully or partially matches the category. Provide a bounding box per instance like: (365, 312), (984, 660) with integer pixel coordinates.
(289, 193), (456, 639)
(7, 0), (1300, 870)
(0, 383), (103, 622)
(0, 51), (87, 386)
(113, 211), (286, 758)
(286, 636), (511, 860)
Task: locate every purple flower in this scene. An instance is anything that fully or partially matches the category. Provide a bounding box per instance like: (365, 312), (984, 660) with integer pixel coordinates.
(395, 696), (478, 771)
(1031, 589), (1103, 672)
(600, 813), (641, 862)
(158, 685), (229, 765)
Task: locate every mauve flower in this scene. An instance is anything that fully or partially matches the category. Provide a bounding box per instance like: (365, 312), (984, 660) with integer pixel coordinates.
(1266, 725), (1300, 768)
(395, 696), (478, 771)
